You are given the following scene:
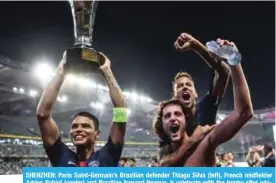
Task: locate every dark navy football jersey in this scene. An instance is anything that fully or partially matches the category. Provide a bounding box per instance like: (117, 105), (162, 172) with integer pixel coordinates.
(195, 92), (219, 126)
(45, 136), (123, 167)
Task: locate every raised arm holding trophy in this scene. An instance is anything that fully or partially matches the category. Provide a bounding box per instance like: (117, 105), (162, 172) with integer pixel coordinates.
(36, 0), (129, 167)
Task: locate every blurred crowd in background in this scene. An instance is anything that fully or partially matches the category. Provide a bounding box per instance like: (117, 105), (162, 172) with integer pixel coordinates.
(0, 141), (274, 175)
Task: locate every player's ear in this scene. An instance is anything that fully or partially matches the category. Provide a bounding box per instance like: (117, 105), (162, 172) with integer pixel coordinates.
(96, 130), (100, 141)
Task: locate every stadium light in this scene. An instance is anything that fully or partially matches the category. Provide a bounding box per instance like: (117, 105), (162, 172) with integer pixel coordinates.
(139, 95), (146, 102)
(57, 95), (68, 102)
(66, 74), (98, 89)
(33, 62), (55, 83)
(29, 89), (38, 97)
(90, 102), (104, 110)
(78, 77), (95, 88)
(130, 92), (139, 102)
(13, 87), (18, 92)
(60, 75), (154, 104)
(145, 97), (152, 103)
(95, 102), (104, 109)
(66, 74), (78, 83)
(19, 88), (25, 94)
(97, 84), (108, 91)
(89, 80), (97, 88)
(123, 91), (130, 98)
(122, 91), (153, 103)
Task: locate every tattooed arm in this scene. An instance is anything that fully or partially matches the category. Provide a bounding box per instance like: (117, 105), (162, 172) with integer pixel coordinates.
(98, 52), (127, 145)
(36, 52), (66, 147)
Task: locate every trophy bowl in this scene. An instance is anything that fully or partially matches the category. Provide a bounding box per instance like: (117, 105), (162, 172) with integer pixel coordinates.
(66, 0), (100, 74)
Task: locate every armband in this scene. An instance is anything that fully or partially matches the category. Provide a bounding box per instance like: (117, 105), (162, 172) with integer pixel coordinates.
(113, 108), (128, 123)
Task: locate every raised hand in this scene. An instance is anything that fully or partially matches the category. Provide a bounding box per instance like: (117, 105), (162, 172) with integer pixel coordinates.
(98, 52), (111, 72)
(174, 33), (199, 52)
(189, 124), (216, 142)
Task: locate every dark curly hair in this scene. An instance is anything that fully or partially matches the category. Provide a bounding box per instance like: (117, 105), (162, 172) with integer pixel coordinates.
(152, 99), (197, 144)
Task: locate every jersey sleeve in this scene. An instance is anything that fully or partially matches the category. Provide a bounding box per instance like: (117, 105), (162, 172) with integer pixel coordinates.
(196, 92), (220, 126)
(98, 135), (124, 167)
(44, 136), (70, 167)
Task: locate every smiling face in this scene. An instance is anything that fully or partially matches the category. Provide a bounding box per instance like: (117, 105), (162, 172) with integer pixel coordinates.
(70, 115), (100, 147)
(161, 103), (187, 142)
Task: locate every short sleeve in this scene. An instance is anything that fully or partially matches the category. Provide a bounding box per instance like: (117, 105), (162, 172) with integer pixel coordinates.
(44, 136), (71, 167)
(98, 136), (123, 167)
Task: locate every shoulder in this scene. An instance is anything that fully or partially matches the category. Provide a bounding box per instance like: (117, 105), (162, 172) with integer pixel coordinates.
(46, 139), (77, 167)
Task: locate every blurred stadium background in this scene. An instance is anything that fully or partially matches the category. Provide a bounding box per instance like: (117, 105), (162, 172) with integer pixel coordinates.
(0, 58), (275, 174)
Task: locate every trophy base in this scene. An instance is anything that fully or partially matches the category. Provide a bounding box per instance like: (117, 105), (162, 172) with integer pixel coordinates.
(65, 47), (99, 74)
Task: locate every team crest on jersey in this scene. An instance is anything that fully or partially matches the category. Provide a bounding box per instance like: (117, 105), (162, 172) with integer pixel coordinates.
(88, 160), (99, 167)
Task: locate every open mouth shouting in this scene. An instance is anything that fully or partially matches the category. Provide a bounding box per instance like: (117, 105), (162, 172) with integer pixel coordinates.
(181, 91), (191, 104)
(169, 124), (182, 142)
(170, 124), (180, 134)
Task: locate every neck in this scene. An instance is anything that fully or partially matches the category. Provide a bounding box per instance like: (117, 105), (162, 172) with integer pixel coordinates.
(170, 133), (189, 151)
(191, 105), (196, 116)
(76, 144), (94, 161)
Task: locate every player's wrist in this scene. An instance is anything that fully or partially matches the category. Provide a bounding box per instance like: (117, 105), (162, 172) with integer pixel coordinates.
(190, 39), (201, 51)
(100, 66), (111, 72)
(187, 137), (198, 144)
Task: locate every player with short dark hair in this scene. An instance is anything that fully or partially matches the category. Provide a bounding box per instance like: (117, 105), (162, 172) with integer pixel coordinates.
(36, 51), (128, 167)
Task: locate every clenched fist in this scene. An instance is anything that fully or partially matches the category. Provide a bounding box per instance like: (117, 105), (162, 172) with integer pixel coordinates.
(174, 33), (199, 52)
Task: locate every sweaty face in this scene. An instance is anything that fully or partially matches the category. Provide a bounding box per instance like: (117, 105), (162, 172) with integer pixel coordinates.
(173, 76), (197, 109)
(70, 116), (99, 147)
(162, 104), (186, 142)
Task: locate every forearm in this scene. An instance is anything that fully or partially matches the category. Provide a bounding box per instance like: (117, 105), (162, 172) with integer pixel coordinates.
(160, 139), (196, 167)
(36, 69), (65, 118)
(193, 41), (230, 75)
(208, 64), (253, 147)
(101, 68), (127, 108)
(101, 67), (127, 145)
(229, 64), (253, 115)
